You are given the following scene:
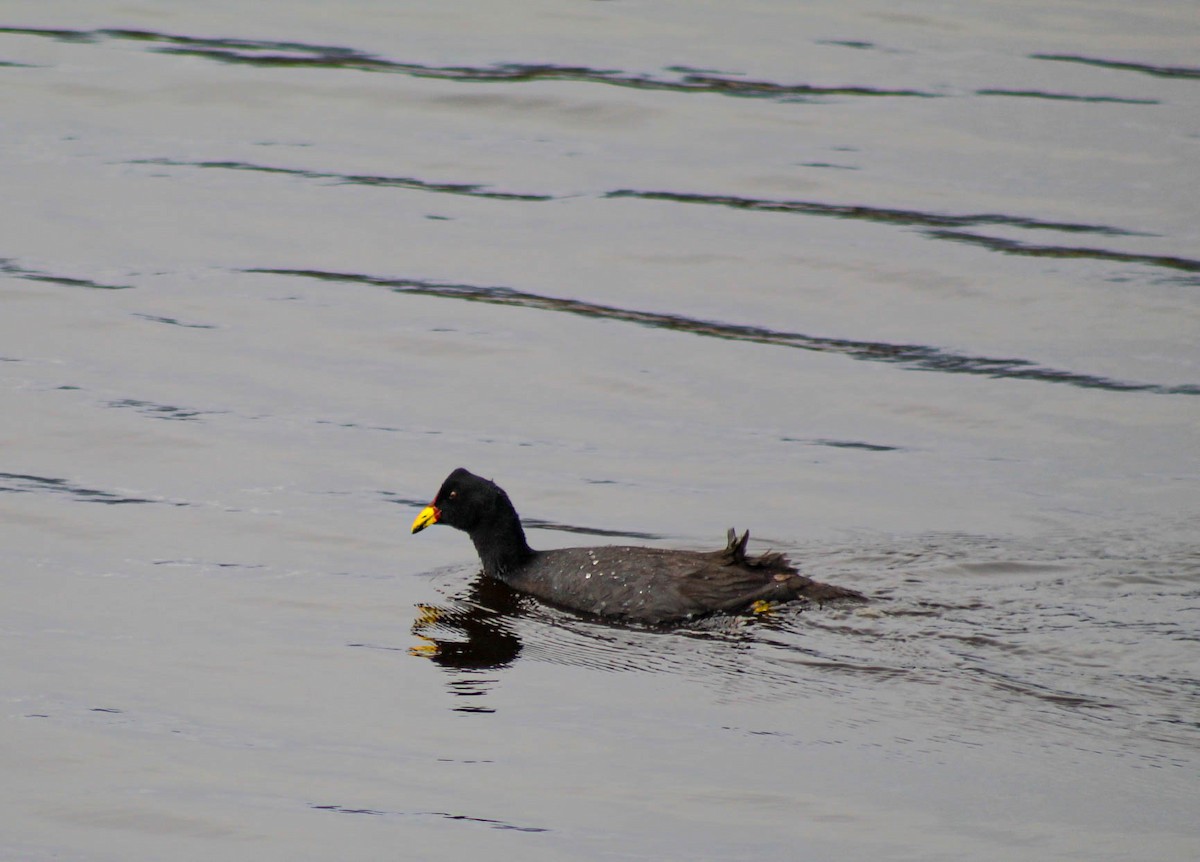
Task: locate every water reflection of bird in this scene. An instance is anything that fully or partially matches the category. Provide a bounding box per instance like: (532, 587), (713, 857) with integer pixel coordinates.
(410, 576), (525, 671)
(412, 468), (864, 625)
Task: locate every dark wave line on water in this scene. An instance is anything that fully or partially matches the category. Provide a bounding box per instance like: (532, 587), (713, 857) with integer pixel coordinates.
(610, 191), (1200, 278)
(961, 660), (1112, 710)
(0, 257), (132, 290)
(105, 398), (217, 421)
(815, 40), (890, 52)
(520, 519), (666, 542)
(131, 158), (1141, 237)
(1031, 53), (1200, 81)
(382, 491), (665, 541)
(606, 189), (1143, 237)
(131, 159), (553, 202)
(0, 472), (183, 505)
(134, 160), (1184, 276)
(785, 437), (903, 452)
(925, 230), (1200, 275)
(0, 27), (935, 101)
(310, 804), (548, 832)
(976, 88), (1158, 105)
(246, 268), (1200, 396)
(7, 28), (1181, 105)
(131, 312), (217, 329)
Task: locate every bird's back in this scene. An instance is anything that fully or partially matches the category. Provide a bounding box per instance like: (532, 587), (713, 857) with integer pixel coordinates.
(499, 530), (862, 623)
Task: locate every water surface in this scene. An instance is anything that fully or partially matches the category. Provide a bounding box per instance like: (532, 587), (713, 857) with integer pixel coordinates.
(2, 2), (1198, 860)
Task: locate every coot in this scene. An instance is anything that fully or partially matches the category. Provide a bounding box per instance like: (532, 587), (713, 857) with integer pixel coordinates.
(411, 468), (864, 624)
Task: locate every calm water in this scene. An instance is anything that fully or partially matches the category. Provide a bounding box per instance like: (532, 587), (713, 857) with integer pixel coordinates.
(2, 2), (1198, 859)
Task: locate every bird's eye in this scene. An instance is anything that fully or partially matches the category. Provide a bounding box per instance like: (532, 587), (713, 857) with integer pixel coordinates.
(447, 490), (457, 500)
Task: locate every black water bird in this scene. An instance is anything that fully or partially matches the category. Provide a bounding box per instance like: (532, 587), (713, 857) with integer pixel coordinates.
(411, 468), (863, 624)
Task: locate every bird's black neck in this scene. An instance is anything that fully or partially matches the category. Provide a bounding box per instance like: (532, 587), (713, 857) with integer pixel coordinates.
(469, 498), (534, 579)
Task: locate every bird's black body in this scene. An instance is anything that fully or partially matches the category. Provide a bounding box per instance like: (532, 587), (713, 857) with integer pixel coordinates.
(412, 468), (863, 624)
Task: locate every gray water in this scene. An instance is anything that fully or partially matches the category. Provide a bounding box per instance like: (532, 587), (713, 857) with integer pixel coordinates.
(2, 2), (1198, 860)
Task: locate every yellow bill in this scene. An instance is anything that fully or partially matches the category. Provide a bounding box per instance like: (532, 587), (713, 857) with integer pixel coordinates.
(411, 505), (440, 533)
